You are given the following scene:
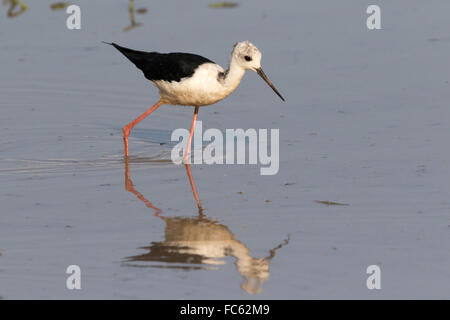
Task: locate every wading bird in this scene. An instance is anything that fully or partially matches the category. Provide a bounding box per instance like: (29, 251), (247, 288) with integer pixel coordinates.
(105, 41), (285, 161)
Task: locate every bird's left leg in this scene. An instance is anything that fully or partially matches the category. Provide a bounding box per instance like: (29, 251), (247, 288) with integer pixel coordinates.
(123, 99), (163, 157)
(183, 106), (199, 164)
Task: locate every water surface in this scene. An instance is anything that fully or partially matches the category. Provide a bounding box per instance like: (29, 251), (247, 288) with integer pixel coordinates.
(1, 0), (449, 299)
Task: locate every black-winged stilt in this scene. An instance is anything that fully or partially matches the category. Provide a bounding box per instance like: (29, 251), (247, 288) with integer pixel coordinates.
(105, 41), (285, 161)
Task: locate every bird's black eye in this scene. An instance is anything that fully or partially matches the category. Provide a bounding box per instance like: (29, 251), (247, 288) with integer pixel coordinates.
(244, 55), (252, 62)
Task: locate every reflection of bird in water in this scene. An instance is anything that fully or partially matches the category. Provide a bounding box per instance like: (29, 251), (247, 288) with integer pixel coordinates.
(127, 215), (289, 294)
(123, 159), (289, 294)
(3, 0), (27, 17)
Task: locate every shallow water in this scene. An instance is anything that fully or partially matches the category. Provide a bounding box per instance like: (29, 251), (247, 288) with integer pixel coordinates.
(1, 0), (450, 299)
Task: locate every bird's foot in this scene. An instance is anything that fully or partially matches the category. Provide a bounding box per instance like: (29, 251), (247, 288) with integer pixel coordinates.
(123, 125), (131, 157)
(122, 125), (131, 138)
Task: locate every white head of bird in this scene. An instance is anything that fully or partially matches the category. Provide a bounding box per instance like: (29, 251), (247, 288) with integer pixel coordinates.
(227, 41), (285, 101)
(231, 41), (262, 70)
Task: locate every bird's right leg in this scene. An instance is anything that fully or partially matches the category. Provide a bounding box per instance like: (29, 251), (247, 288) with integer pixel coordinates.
(183, 106), (199, 163)
(123, 99), (163, 157)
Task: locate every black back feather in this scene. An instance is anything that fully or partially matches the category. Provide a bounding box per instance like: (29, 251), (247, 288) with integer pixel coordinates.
(107, 42), (215, 82)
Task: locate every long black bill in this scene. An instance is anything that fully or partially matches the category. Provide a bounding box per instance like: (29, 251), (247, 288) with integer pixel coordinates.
(256, 67), (285, 101)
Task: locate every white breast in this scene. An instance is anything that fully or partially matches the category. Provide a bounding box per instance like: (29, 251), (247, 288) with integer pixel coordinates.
(153, 63), (233, 106)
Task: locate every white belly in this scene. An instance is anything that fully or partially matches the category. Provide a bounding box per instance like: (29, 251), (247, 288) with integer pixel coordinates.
(153, 63), (234, 106)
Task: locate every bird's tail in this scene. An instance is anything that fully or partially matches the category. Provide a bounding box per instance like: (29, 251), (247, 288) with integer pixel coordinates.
(103, 41), (151, 69)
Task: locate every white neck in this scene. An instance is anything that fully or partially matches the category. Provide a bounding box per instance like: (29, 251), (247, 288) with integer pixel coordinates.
(222, 58), (246, 90)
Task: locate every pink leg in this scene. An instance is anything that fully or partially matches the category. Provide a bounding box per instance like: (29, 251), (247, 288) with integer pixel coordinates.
(124, 157), (162, 216)
(183, 106), (199, 163)
(185, 164), (203, 212)
(123, 99), (163, 157)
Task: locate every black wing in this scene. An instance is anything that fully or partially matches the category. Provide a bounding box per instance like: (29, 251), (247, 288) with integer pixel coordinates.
(107, 42), (215, 82)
